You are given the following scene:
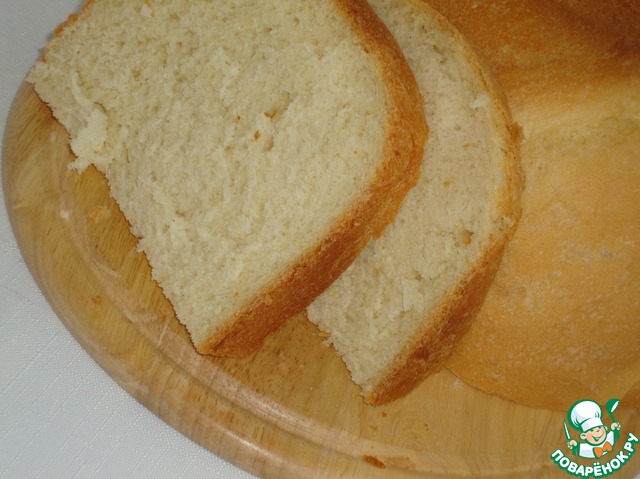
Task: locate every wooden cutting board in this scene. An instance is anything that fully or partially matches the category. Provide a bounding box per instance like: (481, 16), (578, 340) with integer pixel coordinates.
(4, 82), (640, 479)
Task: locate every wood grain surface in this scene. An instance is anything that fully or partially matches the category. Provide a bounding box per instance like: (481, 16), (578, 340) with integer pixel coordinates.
(4, 83), (640, 478)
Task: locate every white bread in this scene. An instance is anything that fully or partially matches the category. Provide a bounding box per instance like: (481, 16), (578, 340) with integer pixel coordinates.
(306, 0), (522, 405)
(427, 0), (640, 410)
(27, 0), (427, 357)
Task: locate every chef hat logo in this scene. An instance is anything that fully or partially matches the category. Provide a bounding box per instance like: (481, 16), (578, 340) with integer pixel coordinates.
(568, 399), (605, 433)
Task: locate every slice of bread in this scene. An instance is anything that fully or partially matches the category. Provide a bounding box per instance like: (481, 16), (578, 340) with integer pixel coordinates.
(28, 0), (427, 357)
(306, 0), (522, 404)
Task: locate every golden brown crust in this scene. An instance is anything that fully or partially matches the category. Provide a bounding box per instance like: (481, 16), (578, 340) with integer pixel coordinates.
(427, 0), (640, 410)
(353, 0), (522, 405)
(365, 145), (521, 405)
(38, 0), (426, 359)
(448, 112), (640, 410)
(427, 0), (640, 114)
(199, 0), (427, 357)
(365, 235), (513, 405)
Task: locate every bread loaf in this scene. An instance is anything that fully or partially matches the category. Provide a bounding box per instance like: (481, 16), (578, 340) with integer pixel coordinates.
(28, 0), (427, 357)
(306, 0), (522, 405)
(427, 0), (640, 410)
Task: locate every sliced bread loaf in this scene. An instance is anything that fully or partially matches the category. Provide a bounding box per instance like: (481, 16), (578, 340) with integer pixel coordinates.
(28, 0), (427, 357)
(428, 0), (640, 410)
(306, 0), (522, 404)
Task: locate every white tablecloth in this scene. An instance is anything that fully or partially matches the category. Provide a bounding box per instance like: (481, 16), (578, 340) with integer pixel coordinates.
(0, 1), (256, 477)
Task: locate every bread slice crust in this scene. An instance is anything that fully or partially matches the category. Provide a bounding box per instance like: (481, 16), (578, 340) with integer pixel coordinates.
(30, 0), (427, 358)
(363, 1), (523, 399)
(364, 228), (515, 404)
(200, 0), (427, 356)
(307, 0), (523, 404)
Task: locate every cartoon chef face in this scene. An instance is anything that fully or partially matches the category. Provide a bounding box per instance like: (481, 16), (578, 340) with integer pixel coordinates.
(581, 425), (609, 446)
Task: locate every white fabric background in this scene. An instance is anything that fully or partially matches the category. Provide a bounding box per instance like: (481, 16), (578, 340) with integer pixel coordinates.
(1, 1), (256, 478)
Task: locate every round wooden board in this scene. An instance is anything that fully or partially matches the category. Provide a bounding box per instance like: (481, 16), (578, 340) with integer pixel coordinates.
(4, 83), (640, 479)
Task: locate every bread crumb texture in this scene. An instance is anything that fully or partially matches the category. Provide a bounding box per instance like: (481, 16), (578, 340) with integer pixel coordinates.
(307, 0), (521, 400)
(29, 0), (393, 347)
